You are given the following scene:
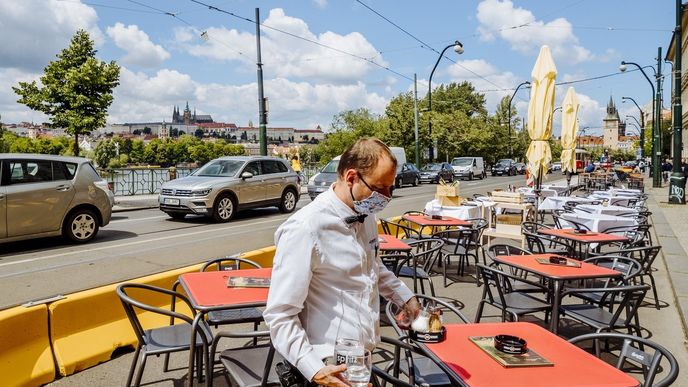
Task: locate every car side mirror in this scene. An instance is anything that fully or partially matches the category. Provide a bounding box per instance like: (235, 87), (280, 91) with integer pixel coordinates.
(241, 172), (254, 179)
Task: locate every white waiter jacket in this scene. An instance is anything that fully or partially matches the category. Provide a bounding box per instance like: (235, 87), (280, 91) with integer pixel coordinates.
(263, 186), (414, 381)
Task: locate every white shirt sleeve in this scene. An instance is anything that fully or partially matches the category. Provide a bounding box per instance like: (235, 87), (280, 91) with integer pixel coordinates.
(377, 255), (414, 307)
(263, 218), (324, 382)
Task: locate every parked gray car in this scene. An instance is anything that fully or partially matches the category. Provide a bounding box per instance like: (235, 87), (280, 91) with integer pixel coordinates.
(0, 154), (114, 243)
(158, 156), (300, 222)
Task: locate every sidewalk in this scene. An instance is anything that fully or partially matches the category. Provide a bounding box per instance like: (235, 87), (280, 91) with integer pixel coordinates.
(112, 186), (310, 212)
(644, 178), (688, 336)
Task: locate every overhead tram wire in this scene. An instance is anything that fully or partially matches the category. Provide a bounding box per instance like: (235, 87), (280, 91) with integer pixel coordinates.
(54, 0), (162, 14)
(126, 0), (246, 57)
(354, 0), (519, 99)
(188, 0), (414, 82)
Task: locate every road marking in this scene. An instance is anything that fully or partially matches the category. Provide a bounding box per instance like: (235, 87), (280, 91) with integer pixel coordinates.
(0, 217), (287, 268)
(110, 215), (167, 223)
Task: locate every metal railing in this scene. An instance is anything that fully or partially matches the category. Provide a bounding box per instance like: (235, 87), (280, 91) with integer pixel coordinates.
(99, 168), (194, 196)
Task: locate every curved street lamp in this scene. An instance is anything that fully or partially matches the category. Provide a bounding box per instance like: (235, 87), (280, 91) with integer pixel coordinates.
(507, 81), (530, 159)
(620, 60), (661, 187)
(428, 40), (464, 162)
(622, 96), (645, 158)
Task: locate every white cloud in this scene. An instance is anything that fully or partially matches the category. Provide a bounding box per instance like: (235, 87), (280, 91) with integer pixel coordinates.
(0, 68), (48, 123)
(312, 0), (328, 8)
(445, 59), (522, 113)
(175, 8), (385, 84)
(0, 0), (102, 71)
(476, 0), (593, 64)
(106, 23), (170, 68)
(106, 67), (386, 128)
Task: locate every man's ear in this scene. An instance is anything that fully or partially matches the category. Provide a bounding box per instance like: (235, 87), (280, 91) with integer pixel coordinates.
(343, 168), (357, 187)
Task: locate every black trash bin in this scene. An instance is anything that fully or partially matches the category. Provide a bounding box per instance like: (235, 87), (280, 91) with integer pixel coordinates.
(669, 174), (686, 204)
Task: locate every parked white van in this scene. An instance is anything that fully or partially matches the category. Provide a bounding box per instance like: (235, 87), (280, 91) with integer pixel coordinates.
(451, 156), (486, 180)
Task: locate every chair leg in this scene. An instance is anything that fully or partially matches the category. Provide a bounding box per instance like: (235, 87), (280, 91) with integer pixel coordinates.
(133, 350), (147, 387)
(474, 301), (485, 323)
(126, 345), (141, 387)
(648, 274), (660, 310)
(428, 278), (436, 297)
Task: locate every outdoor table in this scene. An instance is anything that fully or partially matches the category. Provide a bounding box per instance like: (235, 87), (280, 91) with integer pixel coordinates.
(378, 234), (411, 252)
(539, 228), (629, 259)
(402, 214), (471, 236)
(179, 268), (272, 385)
(575, 204), (638, 217)
(492, 254), (622, 334)
(424, 199), (483, 220)
(560, 212), (637, 233)
(419, 322), (639, 387)
(517, 187), (558, 198)
(541, 184), (570, 195)
(539, 196), (597, 211)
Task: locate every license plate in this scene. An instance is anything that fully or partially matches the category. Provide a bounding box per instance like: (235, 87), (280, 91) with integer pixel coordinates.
(164, 198), (180, 205)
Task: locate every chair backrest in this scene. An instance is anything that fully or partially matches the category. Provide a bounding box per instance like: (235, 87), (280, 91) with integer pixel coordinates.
(521, 221), (550, 234)
(406, 238), (444, 272)
(568, 332), (679, 387)
(475, 264), (510, 308)
(384, 293), (469, 335)
(604, 284), (650, 328)
(583, 256), (642, 283)
(381, 218), (421, 240)
(523, 231), (572, 255)
(612, 245), (662, 275)
(485, 244), (531, 263)
(201, 256), (262, 272)
(116, 283), (196, 345)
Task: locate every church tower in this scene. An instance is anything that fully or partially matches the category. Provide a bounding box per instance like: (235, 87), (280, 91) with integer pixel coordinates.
(603, 96), (625, 150)
(183, 101), (192, 125)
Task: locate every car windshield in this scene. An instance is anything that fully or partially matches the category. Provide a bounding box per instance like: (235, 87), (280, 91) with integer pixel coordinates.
(321, 160), (339, 173)
(422, 164), (441, 171)
(451, 158), (472, 167)
(193, 159), (244, 177)
(497, 160), (511, 166)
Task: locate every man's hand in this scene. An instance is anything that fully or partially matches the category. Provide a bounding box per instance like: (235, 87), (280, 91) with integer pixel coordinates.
(312, 364), (349, 387)
(395, 296), (421, 330)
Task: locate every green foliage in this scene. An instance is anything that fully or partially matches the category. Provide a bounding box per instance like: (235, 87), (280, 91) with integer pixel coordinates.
(12, 30), (120, 156)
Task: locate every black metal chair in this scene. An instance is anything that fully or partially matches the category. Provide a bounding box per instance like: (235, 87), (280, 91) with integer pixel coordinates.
(568, 332), (679, 387)
(559, 284), (650, 338)
(380, 218), (422, 243)
(210, 330), (283, 387)
(523, 231), (574, 257)
(485, 244), (547, 295)
(571, 256), (643, 307)
(602, 245), (662, 310)
(117, 283), (213, 387)
(474, 264), (551, 323)
(433, 228), (481, 286)
(394, 239), (444, 296)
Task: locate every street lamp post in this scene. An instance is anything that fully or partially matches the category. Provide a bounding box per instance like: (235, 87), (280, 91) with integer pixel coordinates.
(428, 40), (464, 162)
(620, 59), (661, 187)
(622, 96), (645, 158)
(507, 81), (530, 159)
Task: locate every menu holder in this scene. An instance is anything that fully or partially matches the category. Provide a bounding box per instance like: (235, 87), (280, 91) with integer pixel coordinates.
(424, 215), (446, 221)
(535, 257), (581, 268)
(227, 276), (271, 288)
(469, 336), (553, 368)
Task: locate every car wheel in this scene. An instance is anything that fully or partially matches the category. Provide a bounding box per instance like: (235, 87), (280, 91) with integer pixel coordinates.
(63, 208), (99, 243)
(279, 188), (298, 213)
(396, 178), (403, 188)
(168, 212), (186, 220)
(447, 174), (454, 183)
(412, 176), (419, 187)
(468, 172), (473, 181)
(212, 194), (235, 222)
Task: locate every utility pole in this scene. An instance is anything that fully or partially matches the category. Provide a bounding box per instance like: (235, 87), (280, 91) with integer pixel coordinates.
(653, 48), (663, 188)
(255, 8), (268, 156)
(413, 73), (420, 168)
(670, 0), (685, 204)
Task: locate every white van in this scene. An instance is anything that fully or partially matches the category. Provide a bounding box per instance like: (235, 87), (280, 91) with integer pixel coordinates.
(389, 147), (406, 172)
(451, 156), (485, 180)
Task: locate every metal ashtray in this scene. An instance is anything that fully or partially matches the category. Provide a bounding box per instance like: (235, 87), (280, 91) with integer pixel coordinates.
(409, 327), (446, 343)
(494, 334), (528, 354)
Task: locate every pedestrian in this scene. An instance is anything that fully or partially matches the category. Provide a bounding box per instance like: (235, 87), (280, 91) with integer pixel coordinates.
(264, 138), (420, 387)
(683, 160), (688, 177)
(662, 159), (672, 184)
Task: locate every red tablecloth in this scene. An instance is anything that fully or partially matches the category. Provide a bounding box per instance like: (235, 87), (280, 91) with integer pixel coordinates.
(180, 268), (271, 309)
(494, 254), (622, 280)
(402, 214), (471, 227)
(539, 228), (628, 244)
(378, 234), (412, 251)
(423, 322), (639, 387)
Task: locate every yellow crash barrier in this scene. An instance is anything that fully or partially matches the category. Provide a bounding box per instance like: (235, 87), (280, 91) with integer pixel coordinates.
(49, 264), (201, 376)
(0, 304), (55, 387)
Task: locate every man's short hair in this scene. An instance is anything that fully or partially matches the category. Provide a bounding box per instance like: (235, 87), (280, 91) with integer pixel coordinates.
(337, 137), (397, 178)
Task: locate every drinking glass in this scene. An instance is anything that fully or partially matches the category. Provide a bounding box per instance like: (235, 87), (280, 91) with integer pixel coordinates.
(344, 349), (372, 387)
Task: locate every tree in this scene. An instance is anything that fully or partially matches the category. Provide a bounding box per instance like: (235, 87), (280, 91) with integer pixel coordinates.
(13, 30), (120, 156)
(194, 128), (204, 139)
(94, 139), (117, 168)
(142, 127), (152, 135)
(132, 129), (142, 135)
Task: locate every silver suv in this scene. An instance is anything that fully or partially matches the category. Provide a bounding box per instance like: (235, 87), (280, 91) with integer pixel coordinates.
(159, 156), (300, 222)
(0, 154), (114, 244)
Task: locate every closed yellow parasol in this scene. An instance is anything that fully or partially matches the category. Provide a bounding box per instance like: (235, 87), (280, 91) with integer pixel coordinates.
(526, 45), (557, 187)
(560, 87), (579, 177)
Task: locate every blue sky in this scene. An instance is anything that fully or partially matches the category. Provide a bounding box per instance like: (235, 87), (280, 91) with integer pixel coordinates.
(0, 0), (675, 135)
